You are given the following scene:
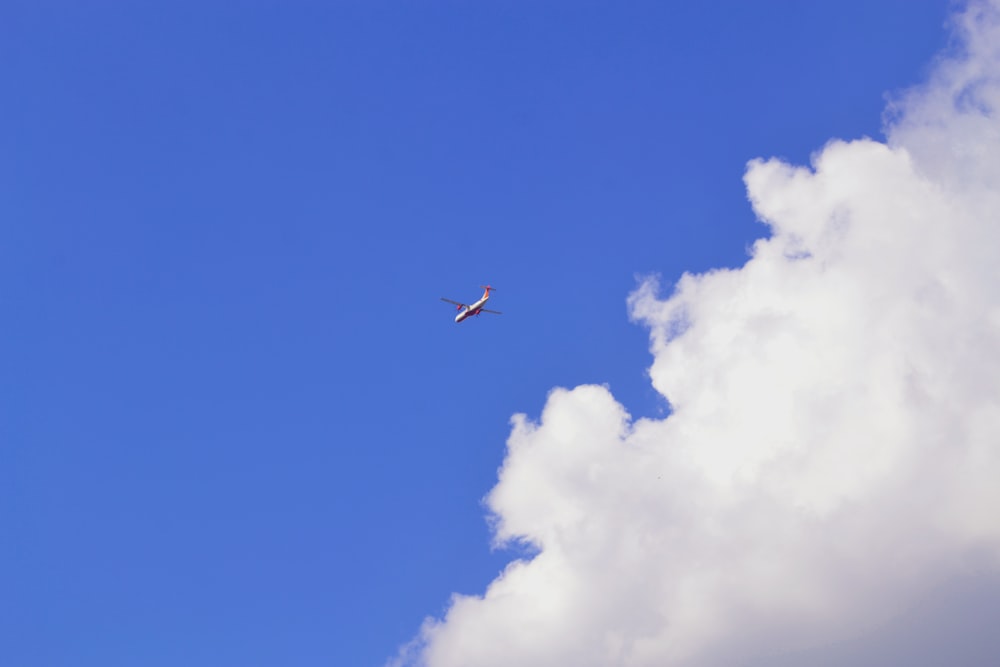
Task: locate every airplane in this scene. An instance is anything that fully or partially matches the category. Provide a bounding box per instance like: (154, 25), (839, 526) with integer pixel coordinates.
(441, 285), (503, 323)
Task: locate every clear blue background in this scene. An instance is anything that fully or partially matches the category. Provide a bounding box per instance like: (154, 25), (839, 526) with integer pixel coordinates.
(2, 2), (950, 665)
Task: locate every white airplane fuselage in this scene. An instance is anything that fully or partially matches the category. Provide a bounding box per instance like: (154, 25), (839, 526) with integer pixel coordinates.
(455, 294), (490, 322)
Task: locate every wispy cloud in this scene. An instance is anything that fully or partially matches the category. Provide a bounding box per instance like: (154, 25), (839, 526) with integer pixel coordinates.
(392, 2), (1000, 665)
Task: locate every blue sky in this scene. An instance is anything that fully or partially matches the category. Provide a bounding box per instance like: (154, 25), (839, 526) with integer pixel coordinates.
(3, 2), (981, 666)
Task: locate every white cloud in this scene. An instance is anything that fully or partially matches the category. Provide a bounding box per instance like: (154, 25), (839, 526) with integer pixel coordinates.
(391, 2), (1000, 665)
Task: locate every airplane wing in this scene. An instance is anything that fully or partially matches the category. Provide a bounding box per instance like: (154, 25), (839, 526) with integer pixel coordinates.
(480, 309), (503, 315)
(441, 298), (466, 307)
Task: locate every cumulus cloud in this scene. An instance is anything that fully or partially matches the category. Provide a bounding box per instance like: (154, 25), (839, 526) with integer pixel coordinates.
(391, 2), (1000, 665)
